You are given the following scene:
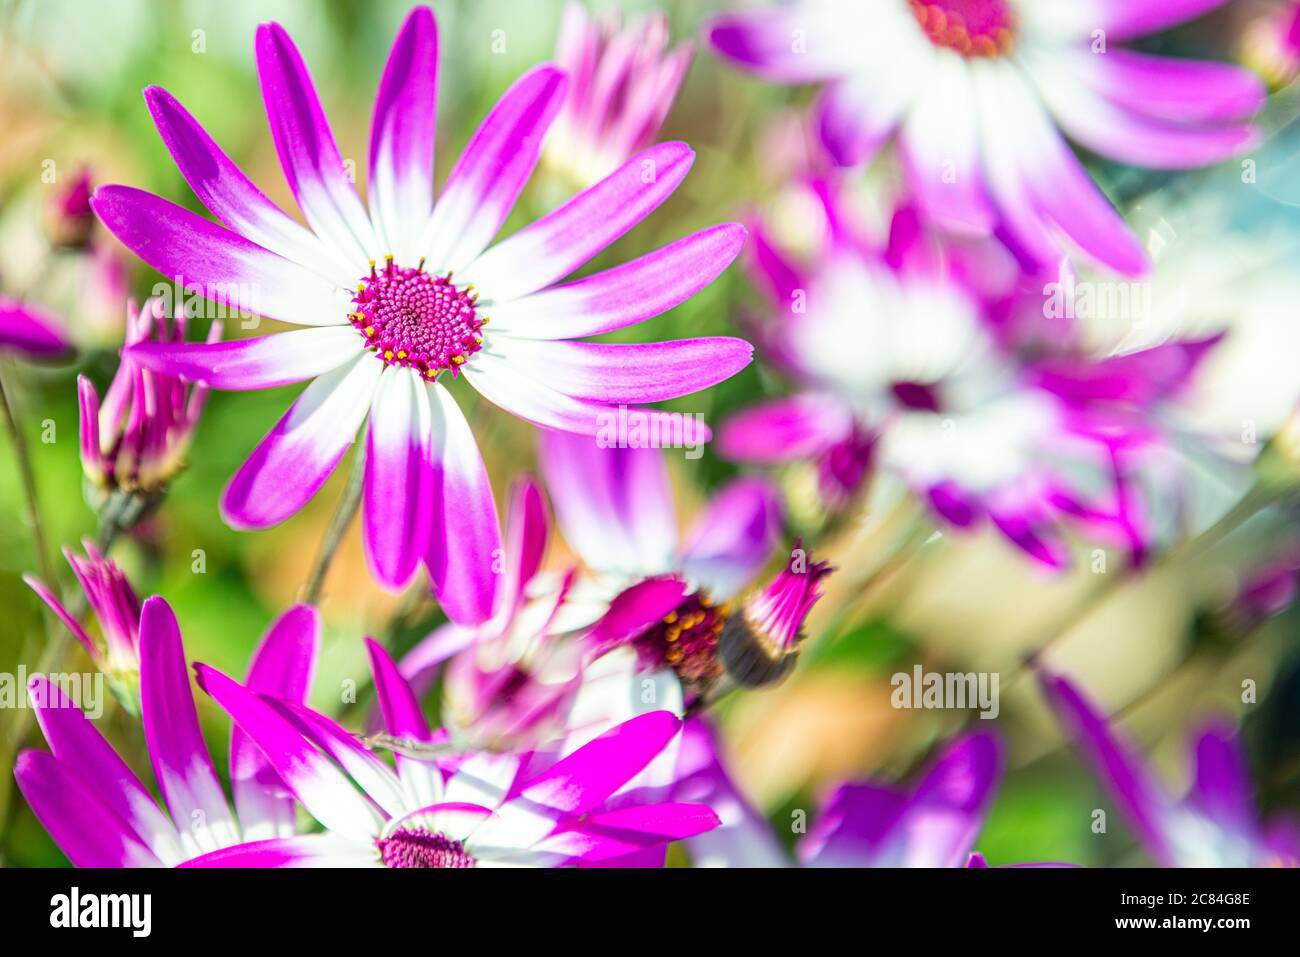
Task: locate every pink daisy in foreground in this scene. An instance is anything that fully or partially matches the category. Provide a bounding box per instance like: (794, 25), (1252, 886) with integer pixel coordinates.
(15, 598), (318, 865)
(94, 6), (751, 623)
(189, 640), (720, 867)
(708, 0), (1264, 274)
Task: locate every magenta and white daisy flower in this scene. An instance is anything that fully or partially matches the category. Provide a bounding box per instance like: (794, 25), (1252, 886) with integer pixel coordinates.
(545, 2), (695, 187)
(1042, 671), (1300, 867)
(14, 597), (319, 866)
(708, 0), (1264, 274)
(719, 184), (1133, 567)
(188, 639), (720, 868)
(93, 6), (751, 624)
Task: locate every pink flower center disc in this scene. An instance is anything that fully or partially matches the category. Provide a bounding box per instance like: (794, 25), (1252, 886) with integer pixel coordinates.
(350, 260), (486, 380)
(909, 0), (1016, 58)
(376, 827), (476, 868)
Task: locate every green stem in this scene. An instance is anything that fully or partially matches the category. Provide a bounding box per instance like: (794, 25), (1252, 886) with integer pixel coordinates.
(301, 444), (367, 606)
(0, 363), (57, 589)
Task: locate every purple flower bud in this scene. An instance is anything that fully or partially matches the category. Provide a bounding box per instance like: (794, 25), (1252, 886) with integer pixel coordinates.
(544, 2), (693, 187)
(24, 541), (142, 691)
(79, 298), (216, 505)
(721, 541), (833, 687)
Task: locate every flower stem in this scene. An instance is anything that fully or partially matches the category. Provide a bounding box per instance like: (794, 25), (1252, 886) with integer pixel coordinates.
(0, 363), (57, 589)
(301, 443), (367, 606)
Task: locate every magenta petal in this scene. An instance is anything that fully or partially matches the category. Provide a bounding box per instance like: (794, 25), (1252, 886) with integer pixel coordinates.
(138, 597), (237, 847)
(539, 430), (676, 575)
(501, 336), (753, 405)
(817, 74), (909, 168)
(365, 637), (431, 742)
(718, 393), (854, 464)
(28, 676), (180, 863)
(802, 734), (1001, 868)
(181, 834), (369, 868)
(256, 21), (378, 265)
(143, 85), (352, 284)
(513, 710), (682, 819)
(1087, 0), (1234, 42)
(91, 186), (348, 326)
(500, 477), (549, 616)
(231, 604), (320, 841)
(672, 716), (789, 867)
(270, 699), (409, 818)
(0, 298), (70, 359)
(902, 731), (1003, 868)
(423, 65), (568, 273)
(24, 574), (97, 663)
(487, 224), (747, 340)
(981, 69), (1148, 277)
(747, 222), (807, 307)
(536, 802), (721, 863)
(1040, 671), (1177, 865)
(463, 141), (694, 302)
(1081, 50), (1265, 126)
(363, 369), (434, 590)
(128, 327), (361, 391)
(423, 383), (502, 626)
(706, 12), (848, 83)
(369, 6), (438, 261)
(14, 752), (163, 867)
(588, 577), (691, 651)
(1189, 722), (1256, 834)
(464, 349), (648, 436)
(899, 54), (994, 232)
(221, 356), (381, 529)
(196, 664), (382, 841)
(399, 622), (477, 693)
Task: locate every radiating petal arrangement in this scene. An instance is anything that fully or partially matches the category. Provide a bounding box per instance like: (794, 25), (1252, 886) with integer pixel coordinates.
(2, 1), (1298, 877)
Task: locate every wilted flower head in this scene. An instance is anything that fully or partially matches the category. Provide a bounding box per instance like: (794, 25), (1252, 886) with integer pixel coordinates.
(719, 541), (832, 688)
(78, 297), (216, 509)
(546, 2), (694, 187)
(24, 541), (142, 705)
